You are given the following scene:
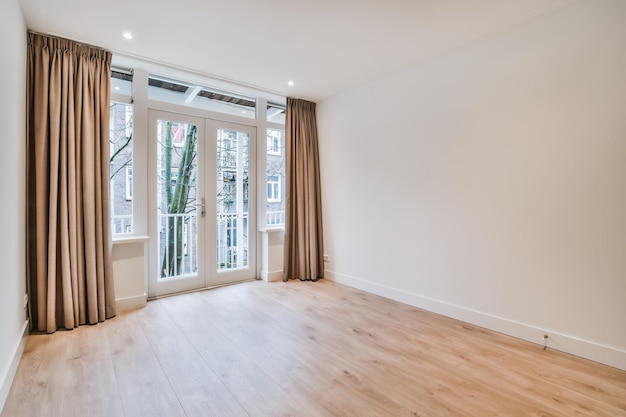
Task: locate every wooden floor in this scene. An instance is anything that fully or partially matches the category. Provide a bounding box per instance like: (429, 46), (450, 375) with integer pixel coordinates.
(2, 280), (625, 417)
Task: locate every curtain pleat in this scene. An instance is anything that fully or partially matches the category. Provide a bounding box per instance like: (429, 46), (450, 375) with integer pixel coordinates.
(26, 32), (116, 333)
(283, 98), (324, 281)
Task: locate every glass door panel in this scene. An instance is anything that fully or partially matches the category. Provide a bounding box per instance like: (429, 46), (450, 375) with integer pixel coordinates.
(211, 121), (256, 286)
(157, 120), (199, 279)
(149, 111), (205, 297)
(216, 128), (249, 271)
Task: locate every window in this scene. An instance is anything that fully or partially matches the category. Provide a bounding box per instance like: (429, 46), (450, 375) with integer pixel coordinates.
(267, 103), (285, 124)
(125, 166), (133, 201)
(267, 130), (281, 156)
(266, 128), (285, 225)
(111, 69), (132, 96)
(148, 75), (256, 119)
(110, 102), (134, 235)
(267, 175), (281, 202)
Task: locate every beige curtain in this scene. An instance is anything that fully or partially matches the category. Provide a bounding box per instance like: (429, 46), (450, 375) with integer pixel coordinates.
(26, 32), (116, 333)
(283, 98), (324, 281)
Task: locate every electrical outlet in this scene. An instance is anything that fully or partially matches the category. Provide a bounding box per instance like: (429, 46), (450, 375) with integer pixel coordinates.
(323, 254), (329, 262)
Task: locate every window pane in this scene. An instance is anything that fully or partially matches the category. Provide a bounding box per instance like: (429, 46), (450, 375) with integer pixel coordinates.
(266, 128), (285, 225)
(148, 75), (256, 119)
(110, 102), (134, 235)
(267, 131), (281, 155)
(217, 129), (250, 271)
(111, 69), (132, 96)
(156, 120), (199, 279)
(267, 103), (285, 124)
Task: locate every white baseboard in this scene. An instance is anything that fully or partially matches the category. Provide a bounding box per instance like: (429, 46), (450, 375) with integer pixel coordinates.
(0, 319), (28, 412)
(261, 269), (283, 282)
(326, 270), (626, 371)
(115, 293), (147, 311)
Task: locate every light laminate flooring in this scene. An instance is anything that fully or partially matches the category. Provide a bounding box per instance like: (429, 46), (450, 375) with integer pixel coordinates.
(2, 279), (625, 417)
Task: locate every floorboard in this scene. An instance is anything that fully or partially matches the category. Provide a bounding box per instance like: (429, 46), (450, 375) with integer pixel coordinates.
(2, 280), (625, 417)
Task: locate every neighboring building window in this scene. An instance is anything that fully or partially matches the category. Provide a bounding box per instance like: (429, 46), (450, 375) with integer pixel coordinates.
(125, 105), (133, 138)
(266, 128), (285, 225)
(110, 102), (134, 235)
(267, 130), (281, 155)
(125, 166), (133, 201)
(267, 175), (281, 202)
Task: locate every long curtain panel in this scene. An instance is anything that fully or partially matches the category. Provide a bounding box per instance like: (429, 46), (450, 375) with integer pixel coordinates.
(26, 32), (116, 333)
(283, 98), (324, 281)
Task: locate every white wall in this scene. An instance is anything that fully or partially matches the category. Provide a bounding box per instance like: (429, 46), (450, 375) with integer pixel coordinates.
(318, 0), (626, 370)
(112, 241), (148, 310)
(0, 0), (28, 409)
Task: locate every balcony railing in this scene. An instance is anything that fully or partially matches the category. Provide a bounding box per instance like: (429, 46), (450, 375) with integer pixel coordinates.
(157, 211), (250, 277)
(112, 214), (132, 235)
(122, 210), (262, 277)
(158, 212), (197, 278)
(266, 210), (284, 226)
(217, 212), (248, 271)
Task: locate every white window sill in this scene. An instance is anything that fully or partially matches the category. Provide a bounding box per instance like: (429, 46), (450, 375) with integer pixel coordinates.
(112, 235), (150, 245)
(259, 226), (284, 233)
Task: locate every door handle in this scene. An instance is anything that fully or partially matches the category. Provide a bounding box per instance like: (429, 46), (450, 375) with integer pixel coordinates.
(195, 197), (206, 218)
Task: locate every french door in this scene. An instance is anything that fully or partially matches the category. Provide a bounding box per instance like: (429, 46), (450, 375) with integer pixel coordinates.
(148, 110), (256, 297)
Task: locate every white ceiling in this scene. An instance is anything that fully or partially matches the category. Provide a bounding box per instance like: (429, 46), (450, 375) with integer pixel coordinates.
(19, 0), (574, 102)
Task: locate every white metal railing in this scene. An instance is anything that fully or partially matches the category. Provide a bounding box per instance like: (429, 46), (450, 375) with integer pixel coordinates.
(111, 214), (132, 235)
(158, 212), (197, 278)
(266, 210), (284, 226)
(217, 212), (248, 271)
(154, 211), (253, 276)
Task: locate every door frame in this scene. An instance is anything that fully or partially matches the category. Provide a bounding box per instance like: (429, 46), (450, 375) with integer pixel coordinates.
(147, 109), (257, 298)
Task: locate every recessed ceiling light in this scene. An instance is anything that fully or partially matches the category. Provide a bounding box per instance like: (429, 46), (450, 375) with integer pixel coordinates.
(287, 80), (294, 87)
(123, 32), (133, 40)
